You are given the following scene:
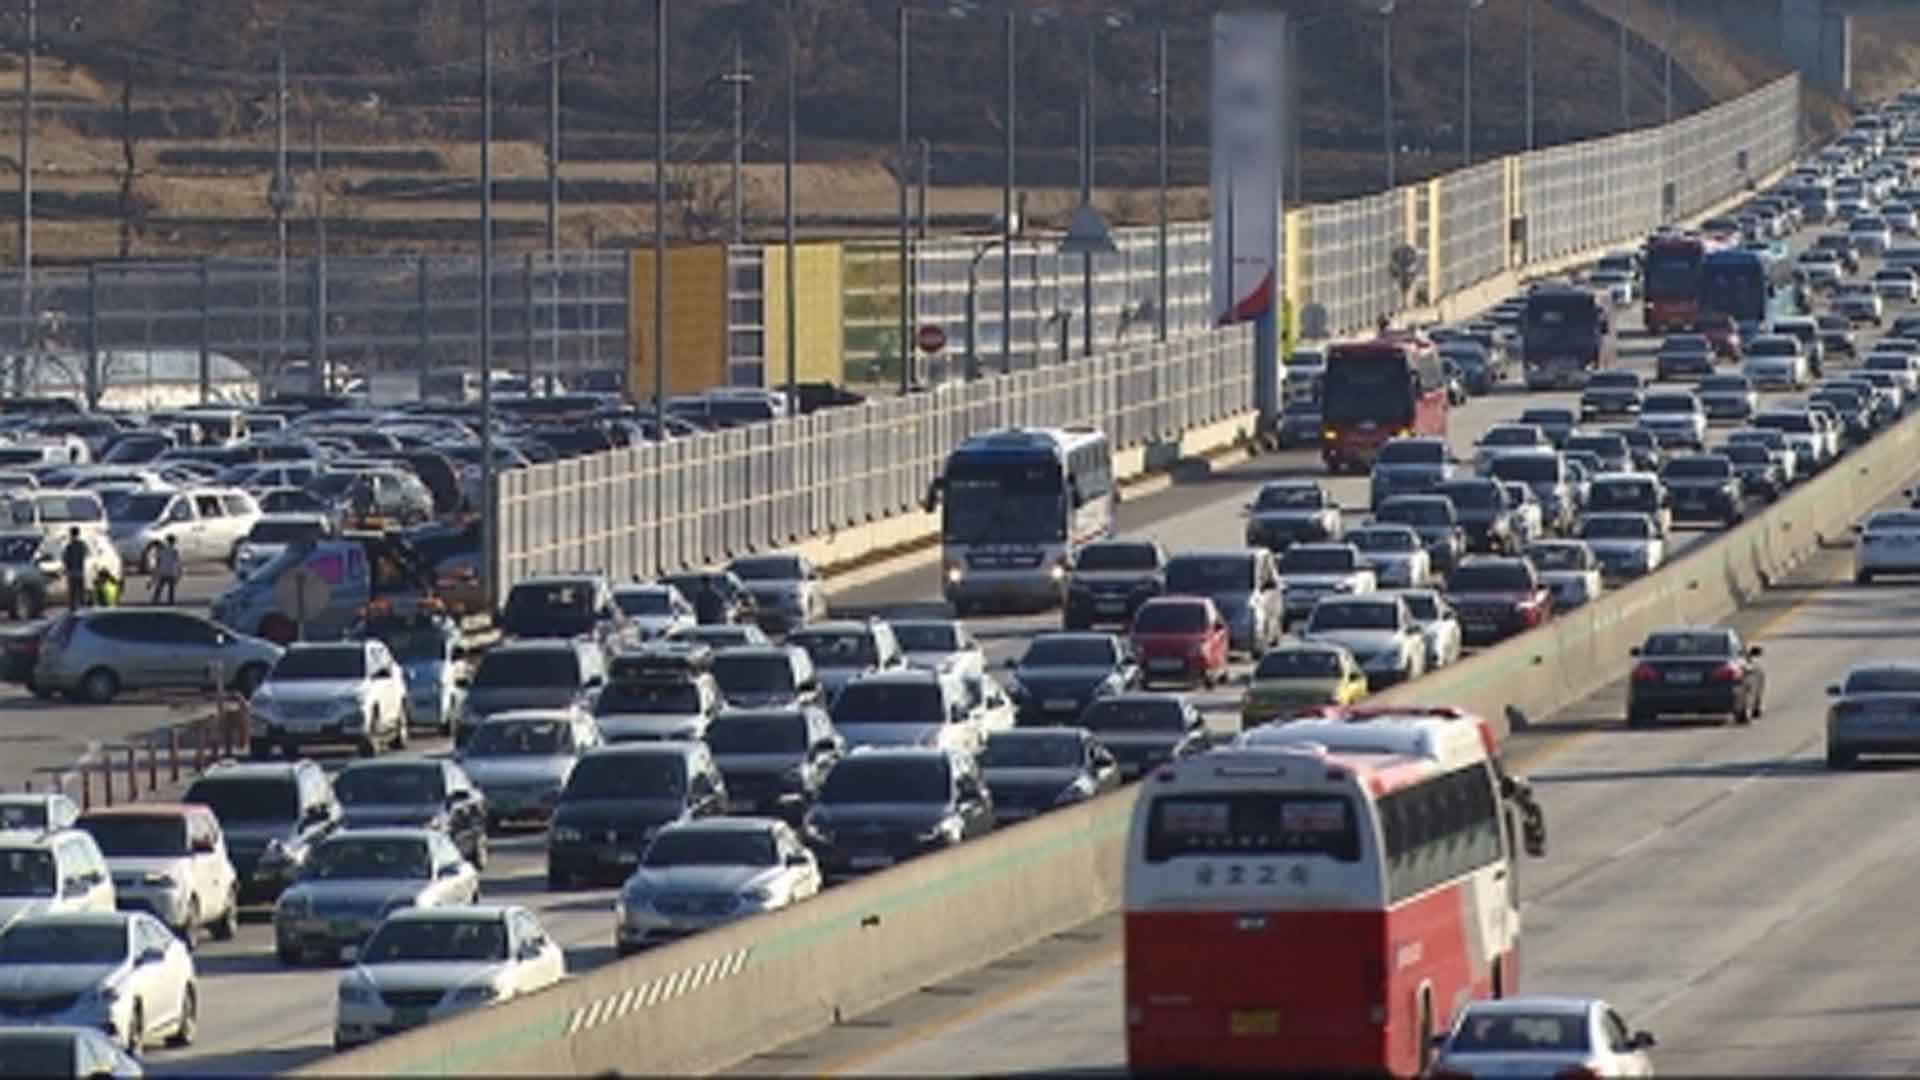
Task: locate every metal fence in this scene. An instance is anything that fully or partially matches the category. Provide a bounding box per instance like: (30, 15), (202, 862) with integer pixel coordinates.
(0, 251), (630, 397)
(497, 324), (1257, 584)
(494, 72), (1805, 584)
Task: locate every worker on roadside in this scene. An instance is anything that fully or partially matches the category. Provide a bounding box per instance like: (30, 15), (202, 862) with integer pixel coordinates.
(60, 528), (88, 610)
(151, 535), (183, 606)
(94, 567), (120, 608)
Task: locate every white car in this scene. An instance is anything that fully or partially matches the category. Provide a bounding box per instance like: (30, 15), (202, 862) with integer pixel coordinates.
(1863, 348), (1920, 395)
(1392, 588), (1462, 669)
(0, 792), (80, 833)
(273, 828), (481, 965)
(959, 671), (1018, 737)
(1884, 200), (1918, 233)
(1876, 267), (1920, 303)
(1753, 409), (1835, 473)
(890, 618), (988, 681)
(1725, 427), (1802, 484)
(1636, 391), (1708, 451)
(611, 583), (697, 643)
(614, 818), (821, 954)
(1850, 215), (1894, 254)
(104, 486), (261, 574)
(79, 805), (239, 947)
(1855, 507), (1920, 583)
(830, 668), (983, 755)
(231, 513), (332, 579)
(1588, 269), (1637, 306)
(334, 904), (567, 1051)
(1433, 996), (1656, 1077)
(1473, 423), (1553, 474)
(1346, 525), (1431, 588)
(1299, 594), (1425, 688)
(1526, 539), (1606, 611)
(0, 828), (115, 925)
(1578, 512), (1667, 580)
(1498, 483), (1547, 545)
(0, 911), (199, 1053)
(1277, 543), (1379, 624)
(247, 640), (412, 758)
(1835, 290), (1886, 326)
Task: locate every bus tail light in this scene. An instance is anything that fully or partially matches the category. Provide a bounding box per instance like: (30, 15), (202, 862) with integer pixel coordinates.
(1631, 663), (1659, 682)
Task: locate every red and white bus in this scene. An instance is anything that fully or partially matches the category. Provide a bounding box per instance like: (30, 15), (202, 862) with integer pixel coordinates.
(1641, 231), (1724, 333)
(1123, 706), (1548, 1078)
(1319, 332), (1449, 475)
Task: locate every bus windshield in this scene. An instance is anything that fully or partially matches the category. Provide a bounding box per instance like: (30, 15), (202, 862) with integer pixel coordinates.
(1521, 295), (1601, 348)
(1644, 246), (1703, 298)
(1321, 352), (1413, 425)
(941, 456), (1065, 544)
(1143, 793), (1360, 863)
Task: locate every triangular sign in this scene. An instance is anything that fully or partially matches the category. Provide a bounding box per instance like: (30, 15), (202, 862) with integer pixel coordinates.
(1059, 202), (1119, 255)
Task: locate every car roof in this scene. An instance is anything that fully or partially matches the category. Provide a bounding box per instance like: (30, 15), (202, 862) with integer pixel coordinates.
(384, 904), (513, 923)
(1459, 995), (1598, 1016)
(79, 803), (202, 820)
(1096, 691), (1189, 706)
(655, 816), (785, 835)
(841, 746), (951, 764)
(988, 725), (1089, 740)
(790, 620), (879, 635)
(487, 638), (591, 654)
(193, 761), (309, 781)
(322, 827), (438, 843)
(11, 910), (130, 929)
(517, 573), (607, 587)
(584, 740), (704, 758)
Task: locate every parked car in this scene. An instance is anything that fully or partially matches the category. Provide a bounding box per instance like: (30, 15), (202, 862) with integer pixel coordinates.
(247, 640), (412, 759)
(35, 609), (281, 704)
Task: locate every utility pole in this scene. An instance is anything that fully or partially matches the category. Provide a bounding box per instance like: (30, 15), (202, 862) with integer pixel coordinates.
(310, 114), (327, 393)
(722, 36), (751, 245)
(479, 0), (497, 605)
(546, 0), (561, 387)
(18, 0), (33, 366)
(1525, 0), (1536, 151)
(272, 32), (291, 383)
(783, 0), (798, 414)
(1081, 24), (1095, 359)
(1155, 26), (1168, 343)
(897, 4), (911, 394)
(1001, 7), (1015, 375)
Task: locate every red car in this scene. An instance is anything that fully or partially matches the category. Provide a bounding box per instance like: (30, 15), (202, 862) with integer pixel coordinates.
(1129, 596), (1230, 688)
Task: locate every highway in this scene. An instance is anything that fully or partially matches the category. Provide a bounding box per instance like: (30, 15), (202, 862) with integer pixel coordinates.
(729, 532), (1920, 1078)
(128, 286), (1856, 1075)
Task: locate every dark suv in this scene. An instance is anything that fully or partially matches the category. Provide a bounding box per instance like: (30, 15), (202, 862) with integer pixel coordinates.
(1063, 539), (1167, 629)
(546, 742), (728, 887)
(802, 747), (993, 878)
(183, 759), (341, 905)
(1659, 454), (1745, 526)
(332, 757), (490, 869)
(705, 705), (843, 822)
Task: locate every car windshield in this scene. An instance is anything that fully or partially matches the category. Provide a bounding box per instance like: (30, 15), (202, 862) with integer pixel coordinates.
(1021, 637), (1116, 671)
(1582, 517), (1652, 539)
(1641, 631), (1735, 656)
(1664, 458), (1732, 479)
(729, 556), (802, 581)
(596, 680), (701, 715)
(1351, 529), (1418, 552)
(1165, 556), (1253, 593)
(1398, 592), (1440, 620)
(1662, 336), (1711, 353)
(644, 828), (779, 867)
(1642, 395), (1698, 413)
(0, 849), (57, 898)
(712, 654), (797, 697)
(981, 734), (1084, 768)
(706, 713), (809, 754)
(368, 622), (452, 663)
(1867, 511), (1920, 530)
(303, 837), (431, 881)
(1520, 411), (1573, 428)
(1279, 548), (1356, 573)
(1448, 564), (1531, 591)
(892, 623), (962, 652)
(361, 917), (508, 963)
(820, 759), (947, 803)
(80, 816), (188, 857)
(614, 590), (673, 616)
(105, 492), (172, 524)
(788, 629), (878, 668)
(1133, 602), (1209, 634)
(1073, 543), (1157, 572)
(1376, 441), (1444, 465)
(1566, 436), (1627, 457)
(502, 583), (602, 635)
(1447, 1011), (1591, 1053)
(248, 520), (324, 544)
(1588, 372), (1639, 389)
(1699, 377), (1750, 392)
(1491, 457), (1560, 484)
(473, 650), (581, 688)
(183, 778), (296, 823)
(1079, 698), (1186, 733)
(335, 765), (444, 806)
(1528, 544), (1591, 571)
(1481, 427), (1541, 447)
(1591, 481), (1657, 509)
(563, 754), (686, 800)
(1748, 338), (1797, 356)
(466, 718), (573, 756)
(0, 802), (46, 830)
(271, 646), (366, 681)
(1308, 601), (1398, 631)
(832, 680), (944, 725)
(1378, 499), (1451, 525)
(1845, 667), (1920, 693)
(0, 920), (123, 962)
(1438, 483), (1496, 509)
(1253, 486), (1325, 510)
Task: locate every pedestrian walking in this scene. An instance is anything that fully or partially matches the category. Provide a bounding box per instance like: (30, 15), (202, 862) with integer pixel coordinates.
(151, 535), (182, 606)
(60, 528), (88, 610)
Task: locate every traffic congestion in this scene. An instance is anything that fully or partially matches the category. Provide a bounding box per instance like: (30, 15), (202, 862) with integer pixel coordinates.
(3, 97), (1920, 1078)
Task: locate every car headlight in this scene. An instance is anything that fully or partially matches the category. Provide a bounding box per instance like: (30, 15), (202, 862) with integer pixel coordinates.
(338, 983), (377, 1005)
(83, 982), (121, 1006)
(552, 826), (583, 844)
(447, 984), (501, 1006)
(944, 563), (965, 585)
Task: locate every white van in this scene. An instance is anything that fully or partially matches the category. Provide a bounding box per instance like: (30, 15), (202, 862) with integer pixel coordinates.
(0, 828), (116, 925)
(3, 489), (108, 545)
(106, 486), (262, 573)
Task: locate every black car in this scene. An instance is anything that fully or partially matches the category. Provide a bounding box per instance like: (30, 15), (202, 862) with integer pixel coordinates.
(1006, 632), (1140, 724)
(1063, 539), (1167, 630)
(802, 747), (993, 878)
(546, 743), (728, 887)
(331, 757), (490, 869)
(1655, 335), (1717, 380)
(1659, 454), (1745, 526)
(1434, 478), (1519, 554)
(1627, 626), (1766, 725)
(1372, 494), (1468, 574)
(1815, 313), (1858, 360)
(704, 705), (842, 822)
(1719, 443), (1785, 500)
(977, 727), (1121, 823)
(183, 760), (343, 905)
(1603, 425), (1665, 472)
(1443, 557), (1553, 647)
(1579, 370), (1646, 418)
(1076, 692), (1209, 779)
(661, 571), (757, 626)
(1516, 407), (1578, 448)
(1810, 387), (1875, 443)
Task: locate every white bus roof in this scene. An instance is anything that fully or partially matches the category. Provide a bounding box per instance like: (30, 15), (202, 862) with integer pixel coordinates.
(1235, 707), (1496, 771)
(952, 426), (1106, 457)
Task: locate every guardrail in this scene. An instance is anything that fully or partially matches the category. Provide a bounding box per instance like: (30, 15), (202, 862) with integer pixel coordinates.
(494, 75), (1803, 588)
(23, 692), (249, 810)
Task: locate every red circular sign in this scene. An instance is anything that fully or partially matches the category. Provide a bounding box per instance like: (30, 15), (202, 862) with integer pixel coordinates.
(916, 324), (948, 353)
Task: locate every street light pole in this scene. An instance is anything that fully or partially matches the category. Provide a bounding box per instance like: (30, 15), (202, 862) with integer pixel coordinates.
(1382, 2), (1396, 190)
(1155, 26), (1168, 343)
(723, 37), (750, 245)
(1081, 21), (1095, 360)
(783, 0), (798, 414)
(1462, 0), (1477, 169)
(1619, 11), (1629, 130)
(479, 0), (497, 605)
(897, 4), (912, 394)
(652, 0), (668, 567)
(545, 0), (561, 389)
(1663, 0), (1674, 125)
(1001, 6), (1015, 376)
(17, 0), (32, 367)
(1525, 0), (1536, 152)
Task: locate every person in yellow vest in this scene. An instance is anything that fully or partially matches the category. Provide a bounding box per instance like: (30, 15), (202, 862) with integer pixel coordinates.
(93, 566), (121, 608)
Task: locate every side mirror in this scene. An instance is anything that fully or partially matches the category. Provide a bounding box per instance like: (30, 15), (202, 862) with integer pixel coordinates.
(191, 837), (216, 855)
(61, 877), (89, 899)
(785, 851), (810, 867)
(436, 863), (462, 879)
(1627, 646), (1641, 656)
(454, 676), (471, 689)
(1747, 645), (1763, 657)
(376, 666), (395, 680)
(302, 806), (332, 827)
(1827, 684), (1842, 696)
(1630, 1030), (1658, 1050)
(137, 946), (168, 966)
(1003, 656), (1018, 669)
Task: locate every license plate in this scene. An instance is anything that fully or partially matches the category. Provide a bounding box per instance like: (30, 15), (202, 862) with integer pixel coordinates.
(727, 797), (763, 813)
(1095, 598), (1126, 612)
(1044, 698), (1078, 712)
(331, 919), (361, 936)
(612, 851), (639, 865)
(1149, 658), (1183, 671)
(393, 1008), (429, 1028)
(850, 854), (894, 870)
(1465, 621), (1495, 634)
(1230, 1009), (1281, 1036)
(1666, 671), (1704, 684)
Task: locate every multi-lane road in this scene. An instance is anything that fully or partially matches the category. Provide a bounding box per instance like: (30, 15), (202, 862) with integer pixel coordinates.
(117, 287), (1866, 1074)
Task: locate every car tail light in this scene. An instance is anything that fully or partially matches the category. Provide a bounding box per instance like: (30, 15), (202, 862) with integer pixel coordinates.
(1711, 662), (1743, 683)
(1632, 663), (1660, 682)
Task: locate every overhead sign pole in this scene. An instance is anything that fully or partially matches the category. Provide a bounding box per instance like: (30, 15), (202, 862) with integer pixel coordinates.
(1210, 13), (1288, 431)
